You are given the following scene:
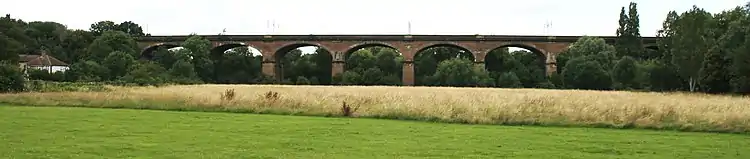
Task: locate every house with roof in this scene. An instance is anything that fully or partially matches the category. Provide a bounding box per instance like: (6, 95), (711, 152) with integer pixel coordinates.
(18, 52), (70, 74)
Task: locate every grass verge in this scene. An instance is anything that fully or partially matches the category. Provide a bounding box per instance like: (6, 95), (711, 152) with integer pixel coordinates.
(1, 106), (749, 159)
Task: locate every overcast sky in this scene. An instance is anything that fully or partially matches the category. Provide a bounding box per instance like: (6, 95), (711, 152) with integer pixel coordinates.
(3, 0), (747, 37)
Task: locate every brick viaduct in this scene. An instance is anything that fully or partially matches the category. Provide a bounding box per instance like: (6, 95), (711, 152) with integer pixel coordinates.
(136, 35), (658, 85)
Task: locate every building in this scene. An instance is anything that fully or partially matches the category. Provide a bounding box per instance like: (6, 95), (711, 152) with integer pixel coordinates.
(18, 52), (69, 74)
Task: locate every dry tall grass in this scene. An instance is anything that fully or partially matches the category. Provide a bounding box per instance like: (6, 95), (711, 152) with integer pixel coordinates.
(2, 84), (749, 133)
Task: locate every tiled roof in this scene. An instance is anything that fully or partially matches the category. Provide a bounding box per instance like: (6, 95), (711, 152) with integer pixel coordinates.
(18, 54), (69, 66)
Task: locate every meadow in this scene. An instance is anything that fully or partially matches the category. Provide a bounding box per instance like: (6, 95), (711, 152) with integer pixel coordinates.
(1, 84), (749, 133)
(2, 106), (748, 158)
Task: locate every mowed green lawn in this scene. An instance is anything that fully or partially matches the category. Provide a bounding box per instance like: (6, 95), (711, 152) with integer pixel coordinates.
(1, 106), (748, 159)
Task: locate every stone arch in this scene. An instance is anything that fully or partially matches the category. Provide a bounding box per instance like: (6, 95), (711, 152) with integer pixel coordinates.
(273, 42), (334, 81)
(273, 42), (333, 62)
(140, 43), (181, 59)
(210, 42), (264, 58)
(484, 43), (549, 78)
(413, 42), (474, 61)
(343, 42), (399, 61)
(485, 43), (547, 63)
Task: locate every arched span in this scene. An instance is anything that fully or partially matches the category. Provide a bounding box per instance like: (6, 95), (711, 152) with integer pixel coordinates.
(210, 42), (264, 57)
(212, 43), (248, 55)
(273, 42), (332, 61)
(414, 43), (474, 61)
(489, 43), (545, 58)
(141, 43), (180, 59)
(345, 42), (398, 55)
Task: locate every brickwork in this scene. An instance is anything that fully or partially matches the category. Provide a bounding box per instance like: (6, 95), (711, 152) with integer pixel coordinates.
(137, 35), (657, 85)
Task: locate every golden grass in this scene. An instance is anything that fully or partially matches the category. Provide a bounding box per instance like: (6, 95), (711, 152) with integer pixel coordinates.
(2, 84), (749, 133)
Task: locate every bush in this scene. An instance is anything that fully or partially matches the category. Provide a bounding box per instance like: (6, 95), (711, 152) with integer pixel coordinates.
(295, 76), (311, 85)
(562, 56), (612, 90)
(26, 80), (108, 92)
(496, 72), (522, 88)
(0, 62), (25, 93)
(27, 69), (65, 81)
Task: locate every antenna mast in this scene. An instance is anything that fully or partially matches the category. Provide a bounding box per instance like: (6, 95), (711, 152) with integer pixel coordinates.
(408, 20), (412, 35)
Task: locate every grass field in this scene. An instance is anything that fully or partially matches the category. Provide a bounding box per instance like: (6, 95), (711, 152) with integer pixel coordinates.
(1, 84), (749, 133)
(1, 106), (749, 159)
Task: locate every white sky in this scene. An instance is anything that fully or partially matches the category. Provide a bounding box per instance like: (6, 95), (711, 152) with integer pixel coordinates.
(3, 0), (747, 37)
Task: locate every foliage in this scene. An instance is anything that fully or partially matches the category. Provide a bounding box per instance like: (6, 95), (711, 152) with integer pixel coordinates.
(27, 69), (65, 82)
(669, 6), (715, 92)
(86, 31), (138, 61)
(103, 51), (137, 80)
(25, 80), (108, 92)
(65, 60), (109, 82)
(612, 56), (638, 89)
(429, 58), (494, 87)
(0, 62), (25, 93)
(496, 72), (522, 88)
(562, 57), (612, 90)
(120, 61), (169, 86)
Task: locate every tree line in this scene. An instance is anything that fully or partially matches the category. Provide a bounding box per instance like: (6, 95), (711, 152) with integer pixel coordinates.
(2, 2), (750, 95)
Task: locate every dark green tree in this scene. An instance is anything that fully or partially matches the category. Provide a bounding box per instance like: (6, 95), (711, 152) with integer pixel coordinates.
(699, 46), (732, 94)
(103, 51), (136, 80)
(496, 72), (522, 88)
(182, 35), (215, 83)
(65, 60), (109, 82)
(89, 21), (118, 36)
(121, 61), (169, 86)
(0, 62), (25, 93)
(562, 57), (612, 90)
(86, 31), (138, 61)
(612, 56), (638, 89)
(670, 6), (715, 92)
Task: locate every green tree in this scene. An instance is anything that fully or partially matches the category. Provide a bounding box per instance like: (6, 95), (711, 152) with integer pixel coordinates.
(614, 3), (645, 59)
(61, 30), (95, 63)
(626, 2), (645, 59)
(645, 60), (684, 91)
(699, 46), (732, 93)
(295, 76), (311, 85)
(612, 56), (638, 89)
(562, 57), (612, 90)
(121, 61), (169, 86)
(89, 21), (118, 36)
(181, 35), (214, 83)
(430, 58), (493, 87)
(0, 32), (22, 63)
(670, 6), (715, 92)
(65, 60), (109, 82)
(559, 36), (617, 70)
(116, 21), (145, 37)
(103, 51), (136, 80)
(496, 72), (522, 88)
(169, 59), (201, 84)
(656, 11), (679, 64)
(86, 31), (138, 61)
(0, 62), (25, 93)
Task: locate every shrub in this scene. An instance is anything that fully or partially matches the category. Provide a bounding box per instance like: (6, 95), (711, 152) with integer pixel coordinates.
(27, 69), (65, 81)
(0, 62), (25, 93)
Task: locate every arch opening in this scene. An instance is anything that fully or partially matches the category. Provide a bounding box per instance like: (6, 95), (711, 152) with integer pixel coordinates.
(485, 45), (548, 88)
(339, 43), (404, 86)
(413, 44), (475, 86)
(141, 43), (180, 60)
(275, 43), (333, 85)
(212, 43), (265, 84)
